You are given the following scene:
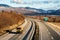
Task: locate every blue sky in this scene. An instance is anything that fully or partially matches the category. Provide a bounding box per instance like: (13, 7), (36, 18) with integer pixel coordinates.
(0, 0), (60, 10)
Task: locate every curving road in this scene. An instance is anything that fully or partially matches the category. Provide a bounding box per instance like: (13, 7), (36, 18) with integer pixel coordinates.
(0, 18), (60, 40)
(0, 19), (33, 40)
(29, 18), (60, 40)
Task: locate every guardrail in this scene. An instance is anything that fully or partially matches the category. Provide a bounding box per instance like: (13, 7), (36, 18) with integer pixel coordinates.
(26, 21), (35, 40)
(2, 20), (36, 40)
(22, 21), (35, 40)
(16, 21), (35, 40)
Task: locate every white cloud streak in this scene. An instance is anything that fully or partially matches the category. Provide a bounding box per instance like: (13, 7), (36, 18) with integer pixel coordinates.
(10, 0), (60, 10)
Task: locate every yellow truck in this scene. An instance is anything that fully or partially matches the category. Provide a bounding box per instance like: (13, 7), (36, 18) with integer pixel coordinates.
(16, 27), (23, 33)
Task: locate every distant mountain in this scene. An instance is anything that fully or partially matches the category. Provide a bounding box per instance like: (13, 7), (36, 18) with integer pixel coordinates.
(24, 7), (60, 15)
(54, 9), (60, 15)
(0, 4), (10, 7)
(24, 7), (47, 13)
(0, 6), (60, 15)
(19, 7), (60, 15)
(47, 10), (56, 13)
(55, 9), (60, 13)
(25, 7), (34, 9)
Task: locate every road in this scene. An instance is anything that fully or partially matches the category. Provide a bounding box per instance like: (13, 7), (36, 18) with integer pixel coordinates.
(37, 22), (51, 40)
(0, 19), (28, 40)
(30, 18), (60, 40)
(44, 22), (60, 40)
(0, 19), (34, 40)
(9, 21), (32, 40)
(0, 18), (60, 40)
(29, 18), (52, 40)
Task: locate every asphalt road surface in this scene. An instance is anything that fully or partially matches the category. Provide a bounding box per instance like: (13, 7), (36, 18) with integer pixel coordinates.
(0, 19), (32, 40)
(30, 18), (60, 40)
(0, 18), (60, 40)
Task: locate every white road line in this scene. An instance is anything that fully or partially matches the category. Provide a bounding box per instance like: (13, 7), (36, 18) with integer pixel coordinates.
(48, 32), (51, 35)
(0, 19), (28, 40)
(51, 36), (54, 40)
(37, 22), (51, 40)
(46, 22), (60, 35)
(41, 30), (42, 40)
(47, 29), (49, 32)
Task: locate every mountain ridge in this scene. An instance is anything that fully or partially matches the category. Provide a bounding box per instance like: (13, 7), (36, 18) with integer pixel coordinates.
(0, 4), (10, 7)
(0, 4), (60, 15)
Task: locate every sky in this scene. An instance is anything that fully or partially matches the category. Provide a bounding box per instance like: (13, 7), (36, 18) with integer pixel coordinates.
(0, 0), (60, 10)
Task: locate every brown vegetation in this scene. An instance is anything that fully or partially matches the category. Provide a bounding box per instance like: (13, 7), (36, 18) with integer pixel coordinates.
(0, 10), (25, 34)
(27, 15), (60, 22)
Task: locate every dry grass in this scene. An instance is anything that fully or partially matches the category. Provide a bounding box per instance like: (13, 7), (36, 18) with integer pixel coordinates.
(27, 16), (60, 22)
(0, 11), (25, 35)
(51, 22), (60, 26)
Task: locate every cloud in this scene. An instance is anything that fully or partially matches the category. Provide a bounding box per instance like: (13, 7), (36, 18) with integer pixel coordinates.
(13, 0), (22, 2)
(10, 0), (60, 10)
(11, 0), (60, 4)
(11, 0), (23, 3)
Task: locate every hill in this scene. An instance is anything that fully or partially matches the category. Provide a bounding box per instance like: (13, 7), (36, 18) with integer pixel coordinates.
(0, 7), (60, 15)
(0, 4), (10, 7)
